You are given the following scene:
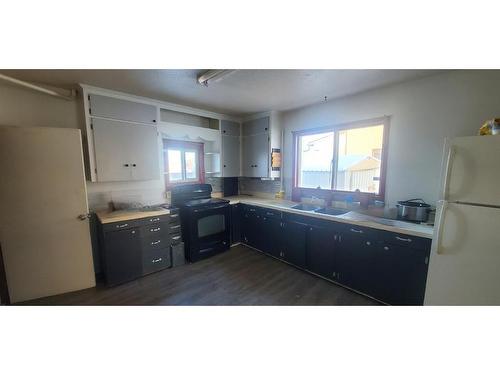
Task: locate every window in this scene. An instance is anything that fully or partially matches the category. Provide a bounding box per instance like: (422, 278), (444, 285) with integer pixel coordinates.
(293, 118), (388, 198)
(163, 139), (204, 188)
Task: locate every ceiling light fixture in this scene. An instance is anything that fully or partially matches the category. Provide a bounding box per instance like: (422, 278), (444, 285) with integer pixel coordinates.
(197, 70), (236, 87)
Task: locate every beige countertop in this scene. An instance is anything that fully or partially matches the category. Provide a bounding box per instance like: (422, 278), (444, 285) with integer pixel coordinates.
(96, 207), (171, 224)
(224, 195), (434, 239)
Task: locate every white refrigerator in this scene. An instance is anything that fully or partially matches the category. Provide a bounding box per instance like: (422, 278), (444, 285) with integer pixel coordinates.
(425, 135), (500, 305)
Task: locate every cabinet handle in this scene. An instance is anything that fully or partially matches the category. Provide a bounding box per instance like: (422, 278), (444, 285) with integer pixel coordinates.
(172, 235), (181, 240)
(151, 240), (161, 245)
(170, 214), (179, 218)
(224, 165), (226, 167)
(170, 224), (181, 229)
(350, 228), (363, 234)
(116, 223), (129, 228)
(152, 257), (162, 263)
(395, 236), (412, 243)
(124, 164), (129, 167)
(383, 246), (390, 250)
(132, 163), (137, 167)
(366, 241), (371, 246)
(149, 217), (160, 222)
(150, 227), (161, 232)
(334, 234), (337, 241)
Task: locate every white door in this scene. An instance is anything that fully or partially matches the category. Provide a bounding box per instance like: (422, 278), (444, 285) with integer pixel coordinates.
(424, 201), (500, 305)
(443, 136), (500, 206)
(0, 126), (95, 303)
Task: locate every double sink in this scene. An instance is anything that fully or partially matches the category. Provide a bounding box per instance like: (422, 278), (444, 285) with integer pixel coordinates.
(291, 203), (350, 216)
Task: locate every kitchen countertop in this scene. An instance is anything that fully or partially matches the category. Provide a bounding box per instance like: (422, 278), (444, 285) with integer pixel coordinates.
(96, 207), (171, 224)
(224, 195), (434, 239)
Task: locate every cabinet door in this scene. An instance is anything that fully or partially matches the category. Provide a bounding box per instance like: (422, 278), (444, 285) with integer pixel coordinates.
(92, 118), (133, 181)
(242, 116), (270, 136)
(281, 221), (307, 268)
(221, 120), (240, 137)
(261, 216), (282, 257)
(89, 94), (157, 124)
(222, 135), (240, 177)
(127, 124), (159, 181)
(374, 243), (430, 305)
(230, 204), (242, 244)
(306, 225), (337, 280)
(241, 208), (260, 249)
(103, 227), (142, 286)
(242, 133), (269, 177)
(336, 229), (378, 295)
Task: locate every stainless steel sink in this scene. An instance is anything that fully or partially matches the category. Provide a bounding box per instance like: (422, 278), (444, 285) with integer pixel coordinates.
(291, 203), (322, 211)
(314, 207), (350, 216)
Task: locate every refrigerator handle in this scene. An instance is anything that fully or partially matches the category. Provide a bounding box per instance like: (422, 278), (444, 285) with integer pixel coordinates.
(434, 200), (448, 255)
(441, 144), (455, 200)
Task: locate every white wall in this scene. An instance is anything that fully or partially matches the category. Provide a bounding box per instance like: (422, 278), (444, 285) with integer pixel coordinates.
(282, 70), (500, 206)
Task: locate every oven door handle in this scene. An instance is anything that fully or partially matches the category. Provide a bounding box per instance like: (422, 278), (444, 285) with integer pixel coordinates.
(193, 204), (229, 213)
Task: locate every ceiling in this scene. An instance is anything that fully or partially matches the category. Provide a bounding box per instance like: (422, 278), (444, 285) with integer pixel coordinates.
(0, 69), (443, 117)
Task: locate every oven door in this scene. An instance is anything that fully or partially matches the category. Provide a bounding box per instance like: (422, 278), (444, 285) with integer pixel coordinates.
(188, 203), (230, 262)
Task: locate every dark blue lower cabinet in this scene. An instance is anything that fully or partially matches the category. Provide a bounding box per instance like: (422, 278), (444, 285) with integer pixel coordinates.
(261, 215), (282, 257)
(305, 225), (337, 280)
(281, 221), (307, 268)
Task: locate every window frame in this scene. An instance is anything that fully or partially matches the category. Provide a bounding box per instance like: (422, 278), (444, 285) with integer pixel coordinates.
(163, 139), (205, 189)
(292, 117), (390, 201)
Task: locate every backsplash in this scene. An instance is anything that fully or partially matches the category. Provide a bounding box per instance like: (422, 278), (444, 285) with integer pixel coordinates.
(238, 177), (281, 197)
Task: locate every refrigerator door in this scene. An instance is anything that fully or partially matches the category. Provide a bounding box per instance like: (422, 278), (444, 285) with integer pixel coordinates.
(442, 135), (500, 206)
(425, 201), (500, 305)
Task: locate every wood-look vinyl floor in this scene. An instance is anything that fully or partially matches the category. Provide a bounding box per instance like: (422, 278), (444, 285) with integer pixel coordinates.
(18, 245), (379, 306)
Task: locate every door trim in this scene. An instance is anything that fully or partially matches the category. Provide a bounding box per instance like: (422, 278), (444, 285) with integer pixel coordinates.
(0, 244), (11, 305)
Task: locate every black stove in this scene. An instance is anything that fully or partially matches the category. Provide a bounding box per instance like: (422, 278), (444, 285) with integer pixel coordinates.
(171, 184), (230, 262)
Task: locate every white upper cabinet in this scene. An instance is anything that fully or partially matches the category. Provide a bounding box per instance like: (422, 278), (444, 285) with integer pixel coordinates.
(241, 113), (281, 178)
(89, 94), (157, 125)
(92, 118), (159, 182)
(221, 120), (241, 177)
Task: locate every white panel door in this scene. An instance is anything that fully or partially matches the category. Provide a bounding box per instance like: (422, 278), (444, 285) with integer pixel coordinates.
(444, 136), (500, 206)
(425, 201), (500, 305)
(92, 118), (133, 181)
(0, 126), (95, 303)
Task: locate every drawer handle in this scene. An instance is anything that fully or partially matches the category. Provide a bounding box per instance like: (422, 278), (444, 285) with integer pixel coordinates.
(249, 208), (256, 212)
(149, 217), (160, 222)
(151, 240), (161, 245)
(170, 214), (179, 218)
(150, 228), (161, 232)
(396, 236), (412, 242)
(350, 228), (363, 234)
(172, 235), (181, 240)
(170, 225), (181, 229)
(152, 257), (163, 263)
(384, 246), (390, 250)
(116, 223), (129, 228)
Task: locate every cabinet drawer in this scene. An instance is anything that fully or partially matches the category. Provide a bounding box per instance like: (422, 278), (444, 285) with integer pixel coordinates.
(142, 247), (171, 275)
(141, 223), (169, 237)
(379, 231), (431, 251)
(340, 224), (377, 238)
(140, 214), (169, 226)
(142, 234), (171, 252)
(102, 219), (141, 233)
(170, 232), (183, 245)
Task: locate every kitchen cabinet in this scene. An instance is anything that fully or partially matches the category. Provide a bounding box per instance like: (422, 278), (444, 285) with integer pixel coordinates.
(280, 220), (307, 268)
(101, 227), (143, 286)
(306, 224), (339, 280)
(335, 226), (378, 296)
(88, 94), (157, 124)
(237, 203), (431, 305)
(230, 204), (242, 244)
(222, 132), (240, 177)
(92, 118), (159, 182)
(98, 212), (179, 285)
(241, 113), (282, 178)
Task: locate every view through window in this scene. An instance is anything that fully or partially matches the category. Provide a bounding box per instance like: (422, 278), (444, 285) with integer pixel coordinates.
(296, 122), (385, 195)
(163, 139), (204, 187)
